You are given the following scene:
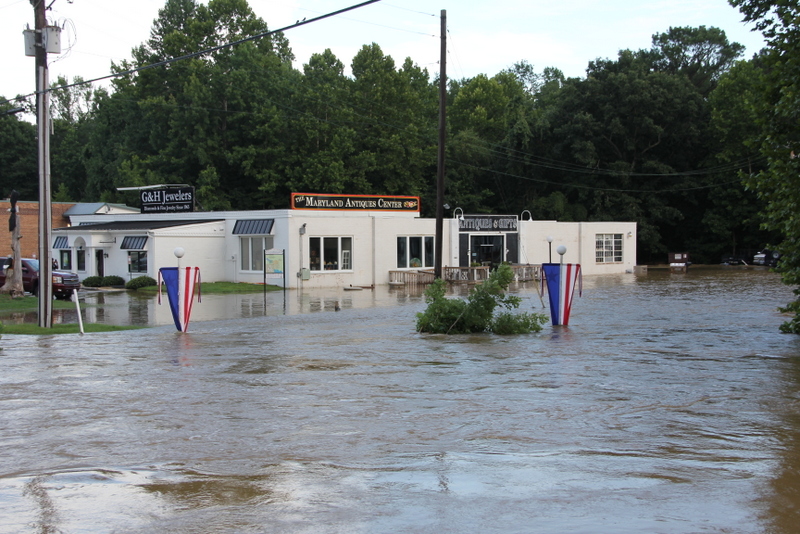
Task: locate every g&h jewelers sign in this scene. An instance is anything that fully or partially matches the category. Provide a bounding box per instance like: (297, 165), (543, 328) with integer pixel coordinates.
(141, 187), (195, 213)
(291, 193), (420, 212)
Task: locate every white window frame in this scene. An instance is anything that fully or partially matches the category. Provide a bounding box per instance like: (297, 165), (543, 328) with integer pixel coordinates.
(397, 236), (435, 269)
(309, 236), (353, 272)
(58, 249), (72, 270)
(596, 233), (623, 263)
(76, 248), (86, 272)
(240, 236), (274, 272)
(128, 250), (148, 273)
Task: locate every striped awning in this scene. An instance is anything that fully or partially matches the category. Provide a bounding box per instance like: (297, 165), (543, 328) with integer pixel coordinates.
(120, 236), (148, 250)
(53, 236), (68, 249)
(232, 219), (274, 235)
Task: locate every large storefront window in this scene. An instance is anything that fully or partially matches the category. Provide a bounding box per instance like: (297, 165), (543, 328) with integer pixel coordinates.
(240, 236), (274, 271)
(310, 236), (352, 271)
(397, 236), (435, 268)
(596, 233), (623, 263)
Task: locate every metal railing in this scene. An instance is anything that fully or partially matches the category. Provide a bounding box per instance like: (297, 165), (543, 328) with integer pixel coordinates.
(389, 264), (541, 286)
(389, 270), (436, 285)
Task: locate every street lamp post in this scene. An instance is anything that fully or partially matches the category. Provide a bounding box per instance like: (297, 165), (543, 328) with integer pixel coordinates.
(557, 245), (567, 265)
(546, 236), (554, 263)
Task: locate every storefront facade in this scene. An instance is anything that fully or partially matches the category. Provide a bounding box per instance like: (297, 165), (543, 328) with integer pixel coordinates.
(52, 194), (637, 288)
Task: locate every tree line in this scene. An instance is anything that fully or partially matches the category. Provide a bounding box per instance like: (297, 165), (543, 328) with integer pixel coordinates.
(0, 0), (783, 269)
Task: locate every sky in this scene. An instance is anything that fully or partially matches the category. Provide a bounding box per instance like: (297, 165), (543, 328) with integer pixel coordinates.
(0, 0), (766, 105)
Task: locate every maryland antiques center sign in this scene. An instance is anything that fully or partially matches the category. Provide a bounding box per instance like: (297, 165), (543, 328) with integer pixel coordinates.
(141, 187), (195, 213)
(291, 193), (420, 212)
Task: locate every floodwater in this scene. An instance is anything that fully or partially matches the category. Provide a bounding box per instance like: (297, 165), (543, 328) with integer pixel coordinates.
(1, 266), (800, 533)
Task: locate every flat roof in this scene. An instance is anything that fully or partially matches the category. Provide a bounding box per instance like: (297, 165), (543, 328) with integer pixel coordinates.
(54, 219), (223, 232)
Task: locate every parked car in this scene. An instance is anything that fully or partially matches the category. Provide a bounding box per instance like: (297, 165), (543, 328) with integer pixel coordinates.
(753, 249), (782, 267)
(0, 257), (81, 299)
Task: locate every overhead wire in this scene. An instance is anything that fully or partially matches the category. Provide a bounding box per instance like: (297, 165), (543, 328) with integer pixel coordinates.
(1, 0), (384, 105)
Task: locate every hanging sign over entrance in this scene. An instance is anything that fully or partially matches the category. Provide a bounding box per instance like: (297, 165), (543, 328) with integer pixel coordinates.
(459, 215), (518, 232)
(291, 193), (420, 212)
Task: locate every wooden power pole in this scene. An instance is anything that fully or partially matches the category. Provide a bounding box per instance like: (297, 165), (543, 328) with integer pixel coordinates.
(434, 9), (446, 279)
(32, 0), (54, 326)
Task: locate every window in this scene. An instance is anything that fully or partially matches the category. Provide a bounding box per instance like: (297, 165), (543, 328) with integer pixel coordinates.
(76, 249), (86, 272)
(310, 236), (352, 271)
(240, 236), (274, 271)
(59, 250), (72, 270)
(397, 236), (435, 268)
(128, 251), (147, 273)
(596, 234), (623, 263)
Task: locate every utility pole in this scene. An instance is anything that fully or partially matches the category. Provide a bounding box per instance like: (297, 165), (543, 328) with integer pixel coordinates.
(32, 0), (53, 326)
(434, 9), (446, 279)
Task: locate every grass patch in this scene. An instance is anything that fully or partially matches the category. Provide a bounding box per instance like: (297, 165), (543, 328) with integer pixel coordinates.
(0, 295), (78, 311)
(136, 281), (281, 294)
(2, 323), (143, 335)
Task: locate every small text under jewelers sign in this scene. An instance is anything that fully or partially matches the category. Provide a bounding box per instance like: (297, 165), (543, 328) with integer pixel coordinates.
(291, 193), (420, 212)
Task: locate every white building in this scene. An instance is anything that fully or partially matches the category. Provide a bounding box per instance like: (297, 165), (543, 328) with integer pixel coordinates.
(52, 193), (637, 288)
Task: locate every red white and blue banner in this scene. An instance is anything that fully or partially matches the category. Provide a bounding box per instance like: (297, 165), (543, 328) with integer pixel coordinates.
(158, 267), (201, 332)
(541, 263), (582, 326)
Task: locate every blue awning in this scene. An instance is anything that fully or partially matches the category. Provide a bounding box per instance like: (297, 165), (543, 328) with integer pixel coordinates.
(120, 236), (148, 250)
(53, 236), (68, 249)
(233, 219), (274, 235)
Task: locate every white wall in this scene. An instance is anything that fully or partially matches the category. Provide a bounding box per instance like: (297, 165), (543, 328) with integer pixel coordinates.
(56, 210), (638, 288)
(517, 220), (637, 274)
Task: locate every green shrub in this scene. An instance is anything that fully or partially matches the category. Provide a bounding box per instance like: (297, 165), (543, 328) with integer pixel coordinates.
(101, 275), (126, 287)
(779, 299), (800, 334)
(125, 275), (158, 290)
(81, 276), (102, 287)
(416, 263), (547, 335)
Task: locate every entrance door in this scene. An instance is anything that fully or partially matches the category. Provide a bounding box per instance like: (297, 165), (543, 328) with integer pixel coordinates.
(95, 249), (105, 278)
(470, 235), (504, 268)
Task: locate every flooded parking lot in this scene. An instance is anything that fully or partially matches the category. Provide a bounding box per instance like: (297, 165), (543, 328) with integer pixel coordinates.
(1, 267), (799, 533)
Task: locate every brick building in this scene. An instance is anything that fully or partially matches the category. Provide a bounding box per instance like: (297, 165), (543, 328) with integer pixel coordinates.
(0, 200), (139, 260)
(0, 200), (75, 259)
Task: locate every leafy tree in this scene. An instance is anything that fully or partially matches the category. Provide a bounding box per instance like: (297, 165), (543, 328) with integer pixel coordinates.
(729, 0), (800, 332)
(49, 76), (98, 202)
(651, 26), (746, 96)
(0, 101), (37, 200)
(706, 58), (774, 261)
(85, 0), (299, 209)
(416, 263), (547, 334)
(447, 72), (540, 214)
(348, 44), (438, 203)
(285, 49), (362, 195)
(549, 51), (709, 260)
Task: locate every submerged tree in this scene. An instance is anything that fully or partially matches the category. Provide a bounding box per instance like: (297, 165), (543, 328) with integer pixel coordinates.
(729, 0), (800, 333)
(416, 264), (547, 335)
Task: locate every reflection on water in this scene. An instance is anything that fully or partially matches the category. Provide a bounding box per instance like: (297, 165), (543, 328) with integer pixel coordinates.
(1, 267), (800, 533)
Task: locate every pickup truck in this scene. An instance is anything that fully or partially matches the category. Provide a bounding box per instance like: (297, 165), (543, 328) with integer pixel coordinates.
(0, 257), (81, 299)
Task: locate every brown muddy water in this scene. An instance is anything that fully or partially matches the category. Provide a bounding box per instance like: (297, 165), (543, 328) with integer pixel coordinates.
(1, 266), (799, 533)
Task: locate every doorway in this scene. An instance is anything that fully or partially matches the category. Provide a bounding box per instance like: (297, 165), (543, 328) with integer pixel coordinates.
(470, 235), (504, 268)
(95, 249), (105, 278)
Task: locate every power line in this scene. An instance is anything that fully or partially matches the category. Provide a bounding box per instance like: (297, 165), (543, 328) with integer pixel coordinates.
(449, 159), (752, 193)
(1, 0), (383, 106)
